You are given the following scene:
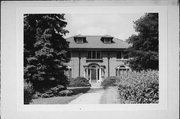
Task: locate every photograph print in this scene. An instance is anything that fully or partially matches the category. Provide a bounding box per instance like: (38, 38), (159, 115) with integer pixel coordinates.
(24, 13), (159, 105)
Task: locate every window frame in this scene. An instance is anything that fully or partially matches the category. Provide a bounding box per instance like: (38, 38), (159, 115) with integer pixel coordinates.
(74, 37), (86, 44)
(87, 50), (101, 59)
(103, 38), (111, 44)
(117, 51), (122, 59)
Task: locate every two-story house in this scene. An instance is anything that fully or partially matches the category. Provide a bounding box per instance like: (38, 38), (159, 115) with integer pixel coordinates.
(66, 35), (131, 85)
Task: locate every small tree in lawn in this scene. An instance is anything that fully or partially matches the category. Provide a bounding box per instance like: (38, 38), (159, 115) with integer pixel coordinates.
(127, 13), (158, 71)
(24, 14), (70, 93)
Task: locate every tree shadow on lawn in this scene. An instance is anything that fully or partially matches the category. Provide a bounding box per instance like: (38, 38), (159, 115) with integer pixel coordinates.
(67, 87), (91, 95)
(31, 87), (91, 104)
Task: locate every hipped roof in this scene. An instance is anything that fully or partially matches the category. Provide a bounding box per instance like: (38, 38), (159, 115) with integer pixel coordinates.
(66, 35), (130, 49)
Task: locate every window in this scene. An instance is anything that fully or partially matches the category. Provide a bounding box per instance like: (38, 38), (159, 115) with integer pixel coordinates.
(97, 51), (100, 59)
(123, 52), (129, 59)
(115, 65), (130, 76)
(74, 37), (87, 44)
(117, 51), (129, 59)
(101, 37), (114, 44)
(117, 52), (122, 59)
(87, 51), (101, 59)
(104, 38), (111, 43)
(76, 38), (83, 44)
(92, 51), (96, 58)
(88, 51), (91, 59)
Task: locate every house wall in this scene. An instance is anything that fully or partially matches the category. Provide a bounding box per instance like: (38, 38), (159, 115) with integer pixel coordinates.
(67, 50), (127, 79)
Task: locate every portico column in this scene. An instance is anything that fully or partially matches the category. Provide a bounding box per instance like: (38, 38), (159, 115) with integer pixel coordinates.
(99, 68), (101, 82)
(84, 68), (86, 78)
(90, 68), (91, 83)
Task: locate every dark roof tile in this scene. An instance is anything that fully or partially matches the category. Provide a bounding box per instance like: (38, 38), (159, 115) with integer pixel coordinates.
(66, 35), (130, 49)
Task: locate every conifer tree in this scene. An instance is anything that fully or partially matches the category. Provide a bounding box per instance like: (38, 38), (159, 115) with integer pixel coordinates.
(24, 14), (70, 91)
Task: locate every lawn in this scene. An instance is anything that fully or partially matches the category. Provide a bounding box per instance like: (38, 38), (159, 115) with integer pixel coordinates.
(32, 94), (81, 104)
(31, 87), (90, 104)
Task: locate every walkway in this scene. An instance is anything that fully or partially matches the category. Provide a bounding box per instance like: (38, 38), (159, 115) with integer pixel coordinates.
(100, 86), (120, 104)
(69, 88), (104, 104)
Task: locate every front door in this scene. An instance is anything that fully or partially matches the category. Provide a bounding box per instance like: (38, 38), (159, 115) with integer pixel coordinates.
(85, 64), (104, 84)
(91, 68), (97, 83)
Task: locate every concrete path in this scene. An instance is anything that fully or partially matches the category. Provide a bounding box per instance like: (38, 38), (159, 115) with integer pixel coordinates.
(100, 86), (121, 104)
(69, 89), (104, 104)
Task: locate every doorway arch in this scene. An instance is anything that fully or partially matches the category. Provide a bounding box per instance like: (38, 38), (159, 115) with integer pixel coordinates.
(88, 64), (100, 83)
(84, 63), (104, 84)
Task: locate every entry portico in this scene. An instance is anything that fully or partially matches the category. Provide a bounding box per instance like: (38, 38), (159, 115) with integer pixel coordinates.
(84, 63), (105, 84)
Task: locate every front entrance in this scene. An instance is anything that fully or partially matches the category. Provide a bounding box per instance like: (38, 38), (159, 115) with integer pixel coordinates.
(84, 64), (105, 84)
(91, 68), (97, 83)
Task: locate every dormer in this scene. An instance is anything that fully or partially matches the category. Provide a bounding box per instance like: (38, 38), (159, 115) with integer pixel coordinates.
(101, 36), (114, 44)
(74, 36), (87, 44)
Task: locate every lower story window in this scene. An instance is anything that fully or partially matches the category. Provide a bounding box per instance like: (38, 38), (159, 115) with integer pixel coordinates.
(115, 65), (130, 76)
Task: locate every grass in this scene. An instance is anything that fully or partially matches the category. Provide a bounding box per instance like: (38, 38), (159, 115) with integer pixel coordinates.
(31, 87), (91, 104)
(32, 94), (81, 104)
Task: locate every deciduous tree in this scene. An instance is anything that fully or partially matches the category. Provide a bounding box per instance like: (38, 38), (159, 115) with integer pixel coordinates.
(127, 13), (158, 70)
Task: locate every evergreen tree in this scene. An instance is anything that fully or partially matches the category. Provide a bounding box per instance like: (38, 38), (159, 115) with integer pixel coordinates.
(24, 14), (70, 92)
(127, 13), (158, 71)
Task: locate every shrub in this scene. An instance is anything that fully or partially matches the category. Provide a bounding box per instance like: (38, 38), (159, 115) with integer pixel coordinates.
(117, 70), (159, 104)
(58, 90), (73, 96)
(36, 85), (66, 98)
(70, 87), (90, 95)
(68, 77), (91, 87)
(24, 82), (34, 104)
(101, 76), (119, 89)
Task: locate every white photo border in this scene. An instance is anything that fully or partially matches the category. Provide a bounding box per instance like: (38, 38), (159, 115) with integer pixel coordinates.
(2, 1), (179, 119)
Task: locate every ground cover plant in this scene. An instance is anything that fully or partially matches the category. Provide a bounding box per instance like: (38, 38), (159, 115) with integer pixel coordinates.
(68, 77), (91, 87)
(31, 87), (91, 104)
(29, 77), (91, 104)
(117, 70), (159, 104)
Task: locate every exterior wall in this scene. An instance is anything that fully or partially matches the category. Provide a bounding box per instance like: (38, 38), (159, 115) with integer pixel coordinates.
(67, 50), (127, 80)
(68, 51), (79, 78)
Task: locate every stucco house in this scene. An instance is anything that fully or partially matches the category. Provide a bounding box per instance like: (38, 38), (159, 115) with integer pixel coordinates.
(65, 35), (131, 85)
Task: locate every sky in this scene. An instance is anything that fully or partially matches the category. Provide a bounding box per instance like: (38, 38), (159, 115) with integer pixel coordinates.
(64, 13), (145, 41)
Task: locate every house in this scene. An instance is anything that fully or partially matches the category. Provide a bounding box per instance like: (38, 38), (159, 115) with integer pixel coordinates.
(65, 35), (131, 84)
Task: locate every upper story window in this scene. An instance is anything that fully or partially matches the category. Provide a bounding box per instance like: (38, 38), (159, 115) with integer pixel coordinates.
(74, 37), (87, 44)
(117, 51), (129, 59)
(117, 51), (122, 59)
(123, 52), (129, 59)
(87, 51), (101, 59)
(104, 38), (112, 44)
(101, 36), (114, 44)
